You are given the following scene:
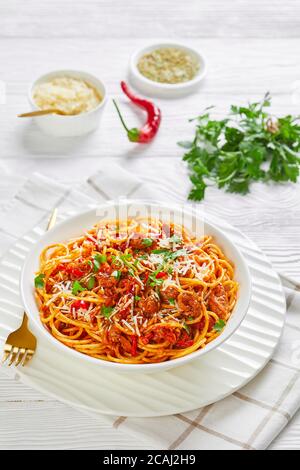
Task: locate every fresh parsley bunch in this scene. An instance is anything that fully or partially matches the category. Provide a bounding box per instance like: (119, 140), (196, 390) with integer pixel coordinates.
(178, 93), (300, 201)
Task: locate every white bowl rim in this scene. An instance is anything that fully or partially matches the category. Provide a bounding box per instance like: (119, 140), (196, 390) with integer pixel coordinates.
(28, 69), (107, 118)
(130, 41), (207, 91)
(20, 200), (252, 373)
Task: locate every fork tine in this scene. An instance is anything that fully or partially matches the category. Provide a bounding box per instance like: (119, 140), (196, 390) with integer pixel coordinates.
(5, 346), (14, 365)
(15, 347), (26, 367)
(21, 349), (34, 367)
(20, 349), (28, 366)
(23, 350), (34, 366)
(2, 344), (12, 364)
(8, 346), (20, 366)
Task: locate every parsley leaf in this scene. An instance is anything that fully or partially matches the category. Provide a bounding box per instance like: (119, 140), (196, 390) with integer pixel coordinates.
(134, 295), (141, 302)
(87, 276), (96, 289)
(169, 235), (182, 244)
(112, 270), (121, 281)
(142, 238), (153, 247)
(93, 253), (107, 272)
(34, 274), (45, 289)
(179, 93), (300, 200)
(170, 249), (187, 259)
(101, 305), (114, 318)
(177, 140), (193, 149)
(120, 254), (132, 261)
(213, 319), (226, 332)
(152, 248), (170, 255)
(168, 298), (175, 305)
(148, 270), (165, 287)
(72, 281), (85, 296)
(151, 248), (186, 261)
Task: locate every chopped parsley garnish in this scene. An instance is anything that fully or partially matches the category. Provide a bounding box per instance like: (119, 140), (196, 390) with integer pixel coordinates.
(142, 238), (153, 247)
(152, 248), (170, 255)
(134, 295), (141, 302)
(151, 248), (186, 261)
(213, 319), (226, 332)
(179, 93), (300, 201)
(166, 265), (174, 274)
(112, 270), (121, 281)
(34, 274), (45, 289)
(111, 255), (122, 267)
(120, 254), (132, 261)
(72, 281), (85, 295)
(171, 249), (187, 259)
(168, 298), (175, 305)
(150, 278), (164, 287)
(101, 305), (114, 318)
(87, 276), (96, 289)
(148, 269), (166, 287)
(169, 235), (182, 244)
(93, 253), (107, 272)
(112, 253), (137, 276)
(183, 323), (191, 334)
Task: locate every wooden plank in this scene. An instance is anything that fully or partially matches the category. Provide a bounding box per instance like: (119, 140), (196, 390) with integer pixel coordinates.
(1, 0), (300, 39)
(0, 400), (152, 449)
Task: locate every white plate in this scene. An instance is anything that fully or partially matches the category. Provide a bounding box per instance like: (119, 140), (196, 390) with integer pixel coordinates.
(20, 202), (252, 374)
(0, 208), (285, 417)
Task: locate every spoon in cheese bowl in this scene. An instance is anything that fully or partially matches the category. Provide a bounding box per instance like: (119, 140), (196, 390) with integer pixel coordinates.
(18, 109), (67, 117)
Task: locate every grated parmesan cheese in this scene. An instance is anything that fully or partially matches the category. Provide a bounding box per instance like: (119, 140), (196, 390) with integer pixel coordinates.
(33, 77), (102, 115)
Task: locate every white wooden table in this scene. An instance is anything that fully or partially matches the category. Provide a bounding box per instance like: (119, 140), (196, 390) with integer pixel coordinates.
(0, 0), (300, 450)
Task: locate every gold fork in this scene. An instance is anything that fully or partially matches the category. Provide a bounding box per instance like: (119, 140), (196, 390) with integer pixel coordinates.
(2, 208), (58, 367)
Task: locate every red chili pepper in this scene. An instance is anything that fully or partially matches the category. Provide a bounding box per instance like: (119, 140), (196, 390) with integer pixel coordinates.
(72, 300), (89, 310)
(131, 336), (138, 357)
(113, 81), (161, 143)
(156, 271), (168, 279)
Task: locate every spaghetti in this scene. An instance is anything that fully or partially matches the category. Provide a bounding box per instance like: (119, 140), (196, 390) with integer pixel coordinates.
(34, 218), (238, 364)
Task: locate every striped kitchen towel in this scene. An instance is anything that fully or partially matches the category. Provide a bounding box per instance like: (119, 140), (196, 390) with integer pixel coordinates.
(0, 164), (299, 450)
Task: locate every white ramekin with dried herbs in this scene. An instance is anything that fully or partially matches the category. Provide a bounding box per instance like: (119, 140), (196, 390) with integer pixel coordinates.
(129, 42), (207, 97)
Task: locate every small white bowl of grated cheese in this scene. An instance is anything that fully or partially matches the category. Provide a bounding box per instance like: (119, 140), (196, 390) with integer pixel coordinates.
(129, 42), (207, 98)
(28, 70), (107, 137)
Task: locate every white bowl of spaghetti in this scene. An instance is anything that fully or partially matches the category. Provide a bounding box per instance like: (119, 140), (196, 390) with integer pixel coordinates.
(20, 201), (251, 373)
